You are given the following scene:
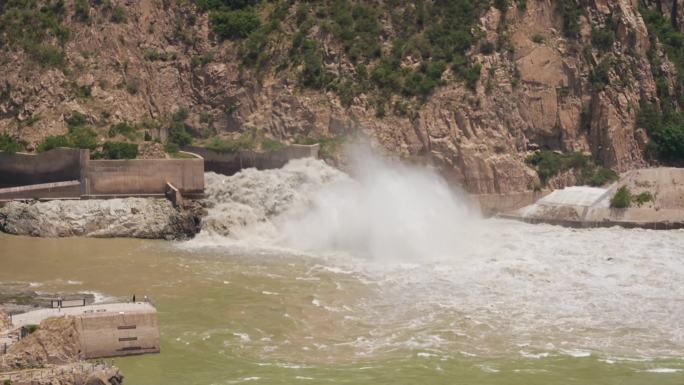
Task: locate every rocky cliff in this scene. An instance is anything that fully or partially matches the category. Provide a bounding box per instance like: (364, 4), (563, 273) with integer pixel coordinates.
(1, 0), (682, 193)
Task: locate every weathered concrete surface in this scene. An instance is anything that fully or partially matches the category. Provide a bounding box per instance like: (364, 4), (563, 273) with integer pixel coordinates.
(0, 148), (205, 200)
(84, 158), (204, 197)
(0, 198), (203, 239)
(0, 180), (82, 201)
(0, 149), (87, 189)
(503, 168), (684, 229)
(183, 144), (319, 176)
(10, 302), (160, 360)
(474, 189), (552, 216)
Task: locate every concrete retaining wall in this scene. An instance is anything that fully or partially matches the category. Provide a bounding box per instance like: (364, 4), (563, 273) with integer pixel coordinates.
(0, 148), (205, 200)
(78, 310), (160, 359)
(474, 190), (552, 216)
(0, 148), (87, 188)
(0, 180), (82, 200)
(183, 144), (319, 175)
(84, 158), (204, 197)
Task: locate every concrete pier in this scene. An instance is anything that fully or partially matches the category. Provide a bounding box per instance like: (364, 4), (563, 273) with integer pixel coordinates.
(10, 302), (160, 359)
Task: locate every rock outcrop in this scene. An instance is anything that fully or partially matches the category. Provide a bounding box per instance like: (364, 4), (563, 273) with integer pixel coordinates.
(0, 316), (124, 385)
(1, 316), (82, 371)
(0, 198), (203, 239)
(0, 0), (680, 194)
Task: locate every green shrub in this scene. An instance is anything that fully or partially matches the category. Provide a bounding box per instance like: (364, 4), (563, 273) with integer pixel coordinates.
(108, 122), (137, 140)
(66, 111), (88, 128)
(558, 0), (582, 38)
(634, 191), (654, 206)
(102, 141), (138, 159)
(172, 107), (190, 122)
(71, 84), (91, 98)
(261, 137), (284, 152)
(68, 126), (98, 150)
(637, 103), (684, 161)
(143, 49), (176, 61)
(610, 186), (632, 208)
(0, 0), (69, 67)
(461, 63), (482, 90)
(195, 0), (258, 12)
(74, 0), (90, 22)
(169, 121), (192, 147)
(26, 43), (66, 68)
(191, 52), (214, 67)
(590, 58), (612, 91)
(125, 80), (139, 95)
(592, 27), (615, 52)
(206, 136), (248, 153)
(0, 133), (24, 154)
(25, 324), (39, 334)
(587, 167), (618, 186)
(655, 121), (684, 159)
(165, 142), (179, 154)
(210, 8), (260, 40)
(37, 135), (70, 152)
(526, 150), (618, 186)
(110, 5), (127, 23)
(531, 34), (544, 44)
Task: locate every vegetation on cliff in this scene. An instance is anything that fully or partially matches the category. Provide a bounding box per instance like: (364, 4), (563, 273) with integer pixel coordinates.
(525, 151), (618, 187)
(199, 0), (500, 111)
(639, 5), (684, 163)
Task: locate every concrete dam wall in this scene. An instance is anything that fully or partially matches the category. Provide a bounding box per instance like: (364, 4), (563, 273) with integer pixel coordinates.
(183, 144), (320, 176)
(0, 148), (87, 188)
(0, 148), (204, 200)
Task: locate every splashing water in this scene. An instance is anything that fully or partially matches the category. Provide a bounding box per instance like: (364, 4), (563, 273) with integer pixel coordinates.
(185, 145), (684, 362)
(196, 145), (479, 261)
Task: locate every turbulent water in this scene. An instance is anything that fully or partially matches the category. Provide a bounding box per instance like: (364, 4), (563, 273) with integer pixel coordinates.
(2, 150), (684, 384)
(191, 153), (684, 360)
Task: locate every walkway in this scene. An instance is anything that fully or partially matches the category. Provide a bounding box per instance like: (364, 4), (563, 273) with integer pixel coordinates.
(10, 302), (156, 329)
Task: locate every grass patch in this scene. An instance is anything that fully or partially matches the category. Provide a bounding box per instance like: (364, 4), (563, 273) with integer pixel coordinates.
(0, 133), (25, 154)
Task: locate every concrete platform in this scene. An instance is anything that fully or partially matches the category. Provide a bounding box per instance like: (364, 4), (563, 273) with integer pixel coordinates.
(501, 168), (684, 230)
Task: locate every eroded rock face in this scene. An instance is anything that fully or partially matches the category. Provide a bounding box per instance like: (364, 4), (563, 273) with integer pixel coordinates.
(1, 316), (82, 370)
(0, 198), (202, 239)
(0, 0), (676, 194)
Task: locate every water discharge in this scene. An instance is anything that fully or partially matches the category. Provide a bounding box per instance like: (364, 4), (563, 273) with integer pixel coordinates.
(196, 145), (479, 261)
(2, 147), (684, 384)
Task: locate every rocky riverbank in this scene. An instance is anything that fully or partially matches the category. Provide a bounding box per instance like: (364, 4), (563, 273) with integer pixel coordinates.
(0, 198), (205, 239)
(0, 312), (124, 385)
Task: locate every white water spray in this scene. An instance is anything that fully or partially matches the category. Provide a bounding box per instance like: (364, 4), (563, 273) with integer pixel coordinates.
(276, 145), (478, 261)
(194, 144), (479, 260)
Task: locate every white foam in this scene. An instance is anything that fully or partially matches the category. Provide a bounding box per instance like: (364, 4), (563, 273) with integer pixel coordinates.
(642, 368), (681, 373)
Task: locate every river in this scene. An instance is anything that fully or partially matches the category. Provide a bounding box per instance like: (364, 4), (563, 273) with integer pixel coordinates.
(1, 154), (684, 384)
